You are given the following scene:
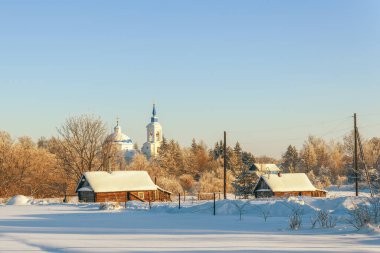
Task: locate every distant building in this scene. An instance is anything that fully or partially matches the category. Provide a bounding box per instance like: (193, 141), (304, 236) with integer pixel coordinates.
(253, 172), (327, 198)
(249, 163), (281, 177)
(105, 120), (137, 162)
(75, 171), (171, 202)
(142, 104), (163, 159)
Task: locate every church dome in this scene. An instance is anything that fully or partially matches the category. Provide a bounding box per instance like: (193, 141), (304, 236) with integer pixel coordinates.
(107, 131), (133, 144)
(106, 121), (133, 150)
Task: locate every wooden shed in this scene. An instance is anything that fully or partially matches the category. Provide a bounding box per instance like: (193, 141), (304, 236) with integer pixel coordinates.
(253, 172), (327, 198)
(75, 171), (171, 203)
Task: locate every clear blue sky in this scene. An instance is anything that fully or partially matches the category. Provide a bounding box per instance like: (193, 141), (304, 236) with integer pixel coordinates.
(1, 0), (379, 158)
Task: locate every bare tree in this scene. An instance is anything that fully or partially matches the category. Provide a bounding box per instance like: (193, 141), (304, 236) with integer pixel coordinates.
(257, 204), (271, 222)
(233, 201), (249, 220)
(53, 114), (109, 181)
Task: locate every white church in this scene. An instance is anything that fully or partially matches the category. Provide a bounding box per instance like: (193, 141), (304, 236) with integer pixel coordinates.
(106, 104), (163, 161)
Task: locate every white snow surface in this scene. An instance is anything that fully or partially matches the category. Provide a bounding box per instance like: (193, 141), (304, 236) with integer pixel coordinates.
(6, 195), (32, 205)
(253, 163), (281, 172)
(1, 190), (380, 252)
(260, 173), (317, 192)
(79, 170), (158, 192)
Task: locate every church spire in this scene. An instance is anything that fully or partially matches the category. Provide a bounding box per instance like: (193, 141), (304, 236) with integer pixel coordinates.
(151, 104), (158, 123)
(152, 104), (157, 116)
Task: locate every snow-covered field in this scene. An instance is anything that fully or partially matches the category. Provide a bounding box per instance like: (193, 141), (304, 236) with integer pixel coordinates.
(0, 191), (379, 252)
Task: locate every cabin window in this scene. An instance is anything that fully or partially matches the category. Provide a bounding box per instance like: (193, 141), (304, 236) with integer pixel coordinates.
(138, 192), (144, 199)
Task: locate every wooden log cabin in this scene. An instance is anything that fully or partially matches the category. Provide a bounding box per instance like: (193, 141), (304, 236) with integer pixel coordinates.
(75, 171), (171, 203)
(253, 172), (327, 198)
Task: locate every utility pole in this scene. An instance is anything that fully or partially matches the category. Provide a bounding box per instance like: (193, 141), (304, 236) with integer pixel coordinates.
(223, 131), (227, 199)
(213, 193), (216, 216)
(354, 113), (359, 197)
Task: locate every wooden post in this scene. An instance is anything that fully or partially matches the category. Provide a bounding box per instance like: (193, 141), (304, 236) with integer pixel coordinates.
(354, 113), (359, 197)
(178, 193), (181, 209)
(224, 131), (227, 200)
(125, 192), (127, 208)
(213, 193), (216, 216)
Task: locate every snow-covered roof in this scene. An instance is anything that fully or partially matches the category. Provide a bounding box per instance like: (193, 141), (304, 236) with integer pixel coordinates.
(250, 163), (281, 173)
(76, 171), (159, 193)
(256, 173), (316, 192)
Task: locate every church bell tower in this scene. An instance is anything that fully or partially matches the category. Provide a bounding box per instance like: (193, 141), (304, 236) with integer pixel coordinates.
(142, 104), (163, 158)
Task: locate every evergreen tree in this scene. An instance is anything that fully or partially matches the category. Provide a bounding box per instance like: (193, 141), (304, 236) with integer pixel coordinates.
(211, 141), (224, 160)
(232, 169), (257, 199)
(242, 151), (255, 167)
(191, 138), (199, 154)
(234, 142), (242, 156)
(282, 145), (299, 173)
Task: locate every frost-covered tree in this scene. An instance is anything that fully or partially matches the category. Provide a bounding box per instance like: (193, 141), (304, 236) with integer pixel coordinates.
(300, 141), (317, 173)
(179, 174), (194, 192)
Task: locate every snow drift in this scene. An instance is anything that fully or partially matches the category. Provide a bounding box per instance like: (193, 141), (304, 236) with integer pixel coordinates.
(7, 195), (32, 205)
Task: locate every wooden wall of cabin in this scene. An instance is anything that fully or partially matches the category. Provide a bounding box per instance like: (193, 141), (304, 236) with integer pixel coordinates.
(95, 192), (127, 203)
(93, 190), (171, 203)
(274, 191), (312, 197)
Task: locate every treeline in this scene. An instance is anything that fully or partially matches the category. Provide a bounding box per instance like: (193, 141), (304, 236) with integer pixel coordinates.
(282, 135), (380, 189)
(1, 114), (379, 198)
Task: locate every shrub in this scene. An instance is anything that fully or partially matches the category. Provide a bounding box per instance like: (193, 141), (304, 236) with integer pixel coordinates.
(310, 210), (337, 229)
(346, 202), (371, 230)
(288, 205), (303, 230)
(99, 202), (121, 210)
(368, 197), (380, 224)
(157, 176), (183, 194)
